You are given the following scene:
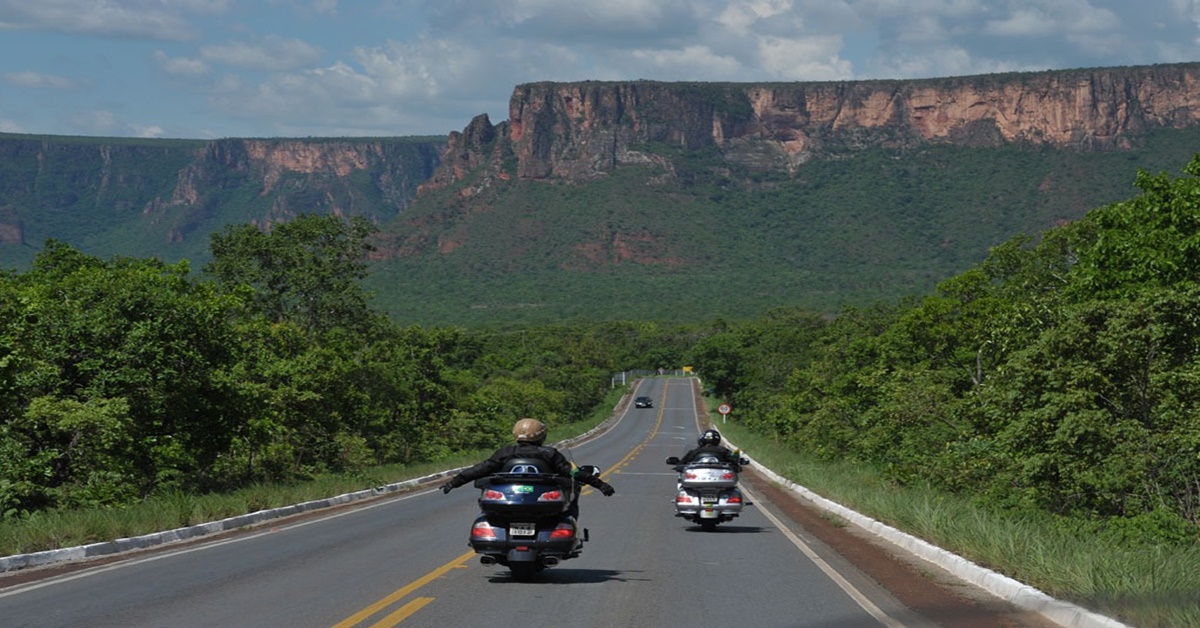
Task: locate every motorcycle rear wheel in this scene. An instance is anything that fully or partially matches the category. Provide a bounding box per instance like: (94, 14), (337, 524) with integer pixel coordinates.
(509, 562), (541, 581)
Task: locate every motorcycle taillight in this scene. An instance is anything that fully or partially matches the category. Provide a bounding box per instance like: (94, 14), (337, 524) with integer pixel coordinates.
(482, 489), (505, 500)
(676, 493), (697, 504)
(538, 490), (563, 501)
(471, 521), (497, 540)
(725, 494), (742, 504)
(550, 522), (575, 540)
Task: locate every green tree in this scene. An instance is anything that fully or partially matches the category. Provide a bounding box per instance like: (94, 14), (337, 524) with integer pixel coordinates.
(205, 214), (379, 334)
(1068, 157), (1200, 300)
(5, 245), (243, 500)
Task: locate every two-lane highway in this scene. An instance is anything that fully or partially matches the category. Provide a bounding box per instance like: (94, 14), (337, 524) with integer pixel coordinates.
(0, 377), (928, 627)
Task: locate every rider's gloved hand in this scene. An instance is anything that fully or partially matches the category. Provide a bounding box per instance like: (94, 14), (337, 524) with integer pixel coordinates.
(439, 482), (454, 494)
(599, 483), (615, 497)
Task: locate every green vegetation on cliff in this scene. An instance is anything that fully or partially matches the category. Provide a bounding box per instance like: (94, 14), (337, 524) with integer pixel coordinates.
(370, 127), (1200, 326)
(0, 133), (443, 272)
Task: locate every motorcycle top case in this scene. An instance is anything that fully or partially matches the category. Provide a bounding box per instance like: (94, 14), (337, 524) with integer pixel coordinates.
(474, 473), (573, 518)
(677, 463), (739, 489)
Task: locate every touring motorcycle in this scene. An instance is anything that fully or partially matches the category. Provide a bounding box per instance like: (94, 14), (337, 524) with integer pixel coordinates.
(467, 460), (601, 580)
(665, 454), (750, 531)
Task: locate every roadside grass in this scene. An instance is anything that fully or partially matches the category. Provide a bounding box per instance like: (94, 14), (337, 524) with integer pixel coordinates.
(0, 387), (624, 560)
(714, 419), (1200, 628)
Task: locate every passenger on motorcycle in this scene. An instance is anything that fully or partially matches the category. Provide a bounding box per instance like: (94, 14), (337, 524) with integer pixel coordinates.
(439, 418), (615, 515)
(678, 429), (742, 466)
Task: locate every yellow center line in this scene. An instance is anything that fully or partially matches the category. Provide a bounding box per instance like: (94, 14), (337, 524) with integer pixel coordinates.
(332, 551), (473, 628)
(335, 379), (679, 626)
(580, 384), (666, 493)
(369, 597), (436, 628)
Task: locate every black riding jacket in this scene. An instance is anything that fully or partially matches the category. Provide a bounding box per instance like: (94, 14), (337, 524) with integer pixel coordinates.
(679, 444), (737, 465)
(447, 443), (612, 492)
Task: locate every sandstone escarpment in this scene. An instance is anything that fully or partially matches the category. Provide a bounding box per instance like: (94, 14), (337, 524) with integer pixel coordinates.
(0, 134), (442, 266)
(153, 137), (442, 236)
(426, 63), (1200, 189)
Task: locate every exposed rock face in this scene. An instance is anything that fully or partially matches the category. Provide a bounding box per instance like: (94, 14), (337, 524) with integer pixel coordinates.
(0, 209), (21, 245)
(425, 63), (1200, 188)
(0, 135), (443, 265)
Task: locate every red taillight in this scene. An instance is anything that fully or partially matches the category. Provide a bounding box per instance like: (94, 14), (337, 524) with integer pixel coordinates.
(676, 493), (697, 504)
(538, 490), (563, 501)
(721, 473), (735, 480)
(549, 522), (575, 540)
(684, 472), (698, 480)
(482, 489), (505, 500)
(726, 495), (742, 504)
(471, 521), (497, 540)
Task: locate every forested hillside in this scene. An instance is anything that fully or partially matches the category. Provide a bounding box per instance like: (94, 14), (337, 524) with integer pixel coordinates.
(371, 128), (1200, 325)
(689, 157), (1200, 544)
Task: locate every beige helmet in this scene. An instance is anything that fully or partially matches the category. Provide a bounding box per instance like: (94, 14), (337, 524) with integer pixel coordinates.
(513, 418), (548, 444)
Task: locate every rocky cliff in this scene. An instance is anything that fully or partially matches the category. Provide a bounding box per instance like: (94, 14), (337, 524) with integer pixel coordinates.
(0, 135), (442, 267)
(423, 62), (1200, 190)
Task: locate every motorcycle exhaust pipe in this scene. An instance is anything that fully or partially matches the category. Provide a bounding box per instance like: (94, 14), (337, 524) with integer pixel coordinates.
(479, 555), (497, 565)
(541, 556), (560, 567)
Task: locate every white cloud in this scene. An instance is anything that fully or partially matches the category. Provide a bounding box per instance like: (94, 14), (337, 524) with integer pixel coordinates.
(626, 44), (746, 79)
(3, 71), (74, 88)
(130, 124), (166, 138)
(758, 35), (853, 80)
(200, 35), (323, 71)
(983, 2), (1119, 37)
(0, 0), (208, 41)
(153, 50), (211, 76)
(70, 110), (118, 134)
(0, 119), (24, 133)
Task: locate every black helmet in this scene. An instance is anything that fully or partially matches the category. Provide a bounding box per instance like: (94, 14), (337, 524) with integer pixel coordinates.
(698, 429), (721, 446)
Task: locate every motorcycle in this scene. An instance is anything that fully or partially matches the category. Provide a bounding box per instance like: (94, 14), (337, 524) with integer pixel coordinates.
(467, 460), (601, 580)
(665, 454), (750, 531)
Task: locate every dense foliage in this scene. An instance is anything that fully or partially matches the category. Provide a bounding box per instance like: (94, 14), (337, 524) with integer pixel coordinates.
(0, 215), (689, 519)
(686, 159), (1200, 544)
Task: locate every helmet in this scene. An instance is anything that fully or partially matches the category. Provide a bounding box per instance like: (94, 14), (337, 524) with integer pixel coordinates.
(513, 418), (548, 445)
(698, 429), (721, 446)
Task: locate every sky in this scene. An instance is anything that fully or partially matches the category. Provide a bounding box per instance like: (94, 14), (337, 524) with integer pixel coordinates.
(1, 0), (1199, 140)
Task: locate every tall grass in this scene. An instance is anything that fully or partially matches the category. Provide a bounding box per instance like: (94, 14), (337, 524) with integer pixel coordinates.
(716, 419), (1200, 628)
(0, 388), (624, 560)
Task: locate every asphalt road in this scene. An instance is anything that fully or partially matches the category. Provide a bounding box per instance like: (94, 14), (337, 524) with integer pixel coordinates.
(0, 378), (960, 628)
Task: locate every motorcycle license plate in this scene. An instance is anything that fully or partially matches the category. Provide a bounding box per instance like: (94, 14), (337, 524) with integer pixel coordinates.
(700, 496), (719, 504)
(509, 522), (537, 536)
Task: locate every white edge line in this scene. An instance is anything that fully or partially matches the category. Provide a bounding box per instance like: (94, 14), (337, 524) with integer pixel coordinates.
(740, 481), (905, 627)
(736, 448), (1133, 628)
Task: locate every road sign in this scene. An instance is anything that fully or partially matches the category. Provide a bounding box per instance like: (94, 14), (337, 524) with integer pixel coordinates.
(718, 403), (731, 415)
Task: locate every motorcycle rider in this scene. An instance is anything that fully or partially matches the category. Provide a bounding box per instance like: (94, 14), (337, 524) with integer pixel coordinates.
(678, 429), (741, 466)
(439, 418), (615, 517)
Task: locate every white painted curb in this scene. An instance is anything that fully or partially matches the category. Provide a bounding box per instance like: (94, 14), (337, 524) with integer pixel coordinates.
(0, 474), (438, 573)
(0, 405), (620, 574)
(744, 455), (1132, 628)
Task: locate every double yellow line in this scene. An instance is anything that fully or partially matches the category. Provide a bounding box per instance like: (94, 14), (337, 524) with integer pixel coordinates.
(332, 550), (473, 628)
(334, 381), (674, 627)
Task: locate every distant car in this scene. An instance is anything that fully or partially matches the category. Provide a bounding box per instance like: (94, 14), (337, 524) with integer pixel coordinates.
(635, 396), (653, 408)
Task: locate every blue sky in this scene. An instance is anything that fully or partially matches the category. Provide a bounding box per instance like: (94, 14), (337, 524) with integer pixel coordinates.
(2, 0), (1198, 140)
